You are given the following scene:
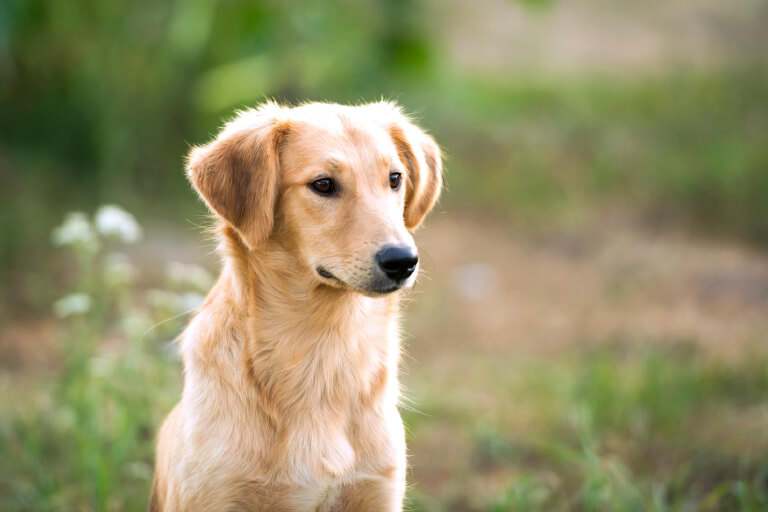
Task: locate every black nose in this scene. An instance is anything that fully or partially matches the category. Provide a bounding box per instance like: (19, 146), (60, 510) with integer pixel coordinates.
(376, 245), (419, 282)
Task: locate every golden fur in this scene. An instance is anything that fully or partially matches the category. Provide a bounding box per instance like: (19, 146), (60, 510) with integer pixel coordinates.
(151, 101), (442, 511)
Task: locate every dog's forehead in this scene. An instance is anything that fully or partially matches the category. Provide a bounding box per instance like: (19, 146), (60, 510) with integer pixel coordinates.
(292, 105), (388, 141)
(283, 106), (399, 170)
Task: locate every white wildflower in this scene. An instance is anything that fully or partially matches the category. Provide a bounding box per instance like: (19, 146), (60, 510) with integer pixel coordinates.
(51, 212), (98, 248)
(94, 205), (142, 243)
(53, 292), (93, 318)
(167, 262), (213, 291)
(104, 252), (138, 286)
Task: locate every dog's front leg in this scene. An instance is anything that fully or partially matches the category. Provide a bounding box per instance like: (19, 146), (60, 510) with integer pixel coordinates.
(330, 471), (405, 512)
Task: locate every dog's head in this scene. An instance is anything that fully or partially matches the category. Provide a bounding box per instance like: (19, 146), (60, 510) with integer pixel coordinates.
(187, 101), (442, 296)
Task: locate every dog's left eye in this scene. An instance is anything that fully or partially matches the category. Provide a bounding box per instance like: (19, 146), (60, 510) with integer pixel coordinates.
(310, 178), (336, 196)
(389, 172), (402, 191)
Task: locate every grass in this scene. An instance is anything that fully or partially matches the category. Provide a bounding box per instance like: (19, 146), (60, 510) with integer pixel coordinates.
(5, 325), (767, 511)
(404, 346), (768, 511)
(0, 328), (179, 511)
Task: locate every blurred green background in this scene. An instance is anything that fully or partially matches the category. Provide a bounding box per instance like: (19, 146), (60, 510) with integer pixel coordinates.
(1, 0), (768, 510)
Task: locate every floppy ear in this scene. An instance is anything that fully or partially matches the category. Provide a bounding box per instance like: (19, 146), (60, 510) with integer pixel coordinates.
(186, 106), (287, 250)
(389, 115), (443, 230)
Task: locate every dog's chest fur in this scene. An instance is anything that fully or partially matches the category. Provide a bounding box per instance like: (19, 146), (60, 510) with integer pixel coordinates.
(169, 283), (405, 510)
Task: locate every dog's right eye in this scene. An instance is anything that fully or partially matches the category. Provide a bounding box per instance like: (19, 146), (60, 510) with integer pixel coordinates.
(310, 178), (336, 196)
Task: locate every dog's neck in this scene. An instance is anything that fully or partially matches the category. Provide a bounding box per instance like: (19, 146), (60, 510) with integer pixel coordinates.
(201, 225), (401, 418)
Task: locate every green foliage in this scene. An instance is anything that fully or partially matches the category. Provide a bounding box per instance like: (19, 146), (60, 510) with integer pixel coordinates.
(439, 70), (768, 240)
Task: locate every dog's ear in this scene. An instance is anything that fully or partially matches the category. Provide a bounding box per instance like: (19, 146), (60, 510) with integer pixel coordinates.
(186, 105), (288, 250)
(387, 108), (443, 230)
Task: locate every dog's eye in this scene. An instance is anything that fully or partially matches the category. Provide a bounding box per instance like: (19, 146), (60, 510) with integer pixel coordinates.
(389, 172), (402, 191)
(310, 178), (336, 196)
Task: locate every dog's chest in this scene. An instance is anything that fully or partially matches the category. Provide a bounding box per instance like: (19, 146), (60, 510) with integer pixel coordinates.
(280, 422), (358, 480)
(226, 413), (394, 511)
(176, 300), (401, 510)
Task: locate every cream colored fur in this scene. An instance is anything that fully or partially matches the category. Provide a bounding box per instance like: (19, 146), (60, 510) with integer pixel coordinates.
(151, 101), (442, 511)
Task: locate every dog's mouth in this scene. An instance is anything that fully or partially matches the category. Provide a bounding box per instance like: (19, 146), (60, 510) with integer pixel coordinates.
(316, 266), (336, 280)
(316, 266), (402, 296)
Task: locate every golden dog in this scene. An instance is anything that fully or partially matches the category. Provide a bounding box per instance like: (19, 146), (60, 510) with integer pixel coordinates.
(151, 101), (442, 511)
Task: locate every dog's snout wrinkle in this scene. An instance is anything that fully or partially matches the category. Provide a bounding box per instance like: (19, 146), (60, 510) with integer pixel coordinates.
(375, 245), (418, 282)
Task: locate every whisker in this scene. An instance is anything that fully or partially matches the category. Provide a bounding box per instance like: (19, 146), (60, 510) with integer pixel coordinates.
(140, 308), (199, 342)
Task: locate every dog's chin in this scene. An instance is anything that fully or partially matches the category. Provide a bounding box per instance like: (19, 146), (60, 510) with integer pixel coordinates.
(359, 283), (403, 297)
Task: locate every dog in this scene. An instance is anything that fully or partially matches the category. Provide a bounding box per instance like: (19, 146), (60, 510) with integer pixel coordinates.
(150, 101), (442, 511)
